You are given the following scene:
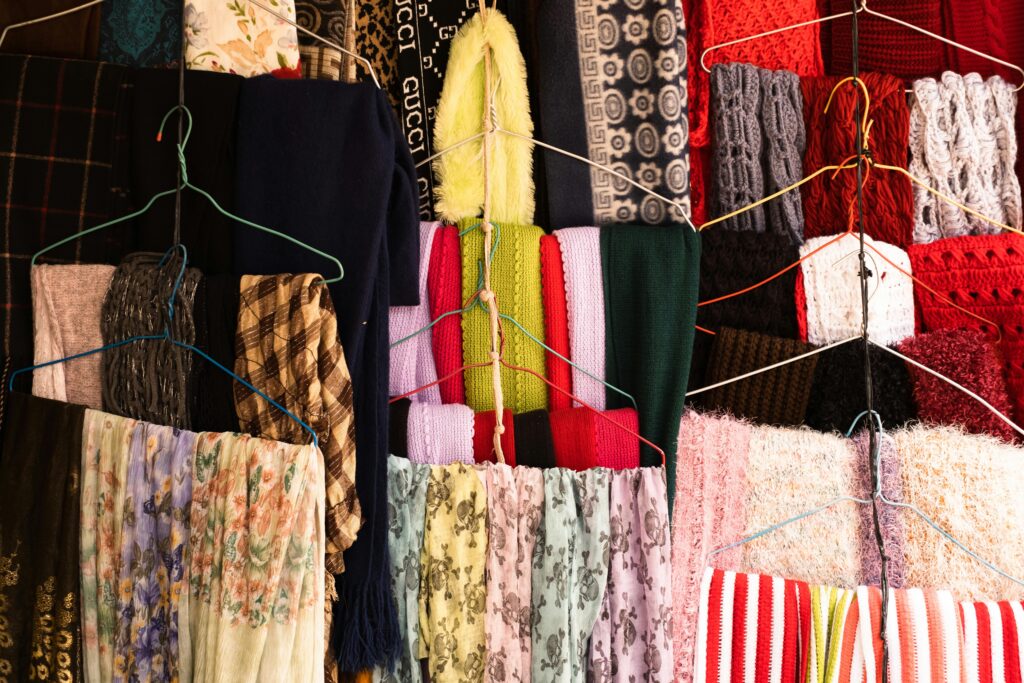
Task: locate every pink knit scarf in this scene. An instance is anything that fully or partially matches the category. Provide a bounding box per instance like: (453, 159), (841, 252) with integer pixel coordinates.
(406, 402), (475, 465)
(389, 221), (442, 403)
(554, 227), (606, 410)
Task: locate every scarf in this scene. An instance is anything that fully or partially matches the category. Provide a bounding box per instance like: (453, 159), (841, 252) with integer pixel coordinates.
(183, 0), (300, 76)
(549, 409), (598, 471)
(588, 468), (673, 682)
(532, 0), (690, 226)
(233, 77), (420, 670)
(709, 63), (806, 244)
(514, 467), (545, 682)
(388, 399), (411, 458)
(101, 252), (201, 429)
(554, 228), (605, 410)
(234, 273), (359, 574)
(601, 224), (700, 497)
(418, 463), (488, 683)
(531, 468), (610, 683)
(539, 235), (573, 411)
(514, 410), (556, 469)
(0, 2), (100, 58)
(473, 409), (517, 465)
(851, 430), (907, 589)
(98, 0), (181, 67)
(592, 408), (640, 470)
(898, 330), (1016, 442)
(427, 225), (467, 404)
(460, 220), (547, 413)
(0, 393), (86, 682)
(191, 274), (241, 432)
(433, 10), (534, 225)
(390, 222), (442, 403)
(30, 264), (114, 409)
(910, 73), (1021, 243)
(406, 403), (475, 465)
(960, 598), (1024, 683)
(295, 0), (357, 81)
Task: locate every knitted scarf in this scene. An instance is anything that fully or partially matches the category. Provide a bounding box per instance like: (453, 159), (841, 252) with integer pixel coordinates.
(390, 222), (442, 403)
(601, 224), (700, 497)
(514, 410), (557, 469)
(710, 63), (806, 244)
(851, 430), (906, 589)
(30, 264), (114, 409)
(539, 235), (573, 411)
(388, 399), (411, 458)
(427, 225), (466, 404)
(406, 403), (475, 465)
(0, 393), (85, 682)
(592, 408), (641, 470)
(555, 227), (605, 409)
(191, 273), (241, 432)
(549, 408), (641, 471)
(473, 409), (517, 465)
(959, 597), (1024, 683)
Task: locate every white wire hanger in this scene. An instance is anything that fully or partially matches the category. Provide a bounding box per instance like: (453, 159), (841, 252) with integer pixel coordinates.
(0, 0), (104, 49)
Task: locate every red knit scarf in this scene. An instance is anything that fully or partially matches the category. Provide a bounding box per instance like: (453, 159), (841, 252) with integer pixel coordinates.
(427, 226), (465, 404)
(540, 235), (573, 411)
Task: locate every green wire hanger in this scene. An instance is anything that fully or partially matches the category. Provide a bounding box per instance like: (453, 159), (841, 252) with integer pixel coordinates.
(31, 104), (344, 284)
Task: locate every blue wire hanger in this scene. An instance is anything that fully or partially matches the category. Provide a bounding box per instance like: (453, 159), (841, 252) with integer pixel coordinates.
(31, 104), (344, 285)
(9, 244), (320, 448)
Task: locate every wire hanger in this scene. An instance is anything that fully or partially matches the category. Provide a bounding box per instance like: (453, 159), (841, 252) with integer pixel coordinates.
(0, 0), (105, 49)
(8, 244), (321, 447)
(31, 104), (345, 283)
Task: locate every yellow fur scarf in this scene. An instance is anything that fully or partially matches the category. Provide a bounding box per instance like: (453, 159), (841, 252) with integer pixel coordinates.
(432, 10), (535, 225)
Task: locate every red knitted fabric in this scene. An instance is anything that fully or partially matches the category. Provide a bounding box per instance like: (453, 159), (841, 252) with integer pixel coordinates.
(800, 73), (914, 248)
(427, 226), (465, 404)
(908, 234), (1024, 426)
(898, 330), (1017, 442)
(473, 409), (517, 466)
(593, 407), (640, 470)
(682, 0), (824, 225)
(539, 235), (573, 411)
(549, 408), (598, 471)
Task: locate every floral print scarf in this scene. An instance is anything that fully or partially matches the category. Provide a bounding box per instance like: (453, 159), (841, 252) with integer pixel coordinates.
(183, 0), (300, 77)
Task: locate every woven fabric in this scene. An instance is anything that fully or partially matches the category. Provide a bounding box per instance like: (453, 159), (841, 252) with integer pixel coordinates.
(460, 220), (547, 413)
(301, 45), (345, 81)
(183, 0), (300, 76)
(702, 327), (818, 427)
(406, 403), (475, 465)
(99, 0), (181, 67)
(898, 329), (1017, 442)
(513, 409), (556, 469)
(513, 467), (545, 680)
(427, 225), (466, 404)
(555, 227), (606, 410)
(296, 0), (357, 81)
(908, 233), (1024, 426)
(593, 407), (640, 470)
(801, 73), (914, 248)
(550, 408), (599, 472)
(234, 274), (359, 575)
(539, 235), (573, 411)
(473, 409), (517, 467)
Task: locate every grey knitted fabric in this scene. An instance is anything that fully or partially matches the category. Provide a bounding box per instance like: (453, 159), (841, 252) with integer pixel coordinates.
(101, 252), (201, 428)
(710, 63), (806, 244)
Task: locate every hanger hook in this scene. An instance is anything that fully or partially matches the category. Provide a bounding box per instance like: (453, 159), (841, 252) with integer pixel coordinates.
(845, 409), (883, 437)
(156, 244), (189, 323)
(156, 105), (194, 152)
(823, 76), (872, 144)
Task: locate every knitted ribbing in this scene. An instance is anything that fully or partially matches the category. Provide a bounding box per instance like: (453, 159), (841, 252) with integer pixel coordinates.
(389, 221), (441, 403)
(473, 410), (516, 466)
(798, 233), (916, 347)
(554, 227), (605, 410)
(427, 226), (465, 404)
(801, 73), (914, 247)
(460, 219), (547, 413)
(702, 327), (818, 427)
(549, 407), (598, 472)
(898, 329), (1016, 442)
(405, 402), (475, 465)
(909, 72), (1022, 243)
(513, 409), (556, 469)
(539, 235), (573, 411)
(710, 63), (806, 244)
(592, 407), (640, 471)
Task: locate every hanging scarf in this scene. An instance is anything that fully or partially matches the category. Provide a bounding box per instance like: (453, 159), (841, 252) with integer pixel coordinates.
(189, 431), (325, 682)
(0, 393), (86, 682)
(427, 225), (467, 404)
(588, 468), (673, 682)
(806, 584), (858, 683)
(418, 463), (488, 682)
(191, 273), (241, 432)
(554, 228), (605, 410)
(30, 264), (115, 409)
(98, 0), (181, 67)
(539, 235), (573, 411)
(390, 222), (442, 404)
(183, 0), (300, 76)
(514, 467), (545, 683)
(474, 410), (517, 465)
(406, 403), (475, 465)
(295, 0), (357, 81)
(514, 410), (557, 469)
(851, 430), (907, 590)
(960, 598), (1024, 683)
(433, 10), (534, 225)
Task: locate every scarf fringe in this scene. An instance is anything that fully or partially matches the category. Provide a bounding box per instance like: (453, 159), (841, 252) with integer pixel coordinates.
(332, 571), (402, 671)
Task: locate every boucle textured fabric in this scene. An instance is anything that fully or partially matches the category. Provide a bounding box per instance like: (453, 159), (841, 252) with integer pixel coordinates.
(427, 226), (466, 404)
(702, 327), (818, 427)
(960, 598), (1024, 683)
(908, 234), (1024, 426)
(390, 222), (442, 403)
(406, 402), (475, 465)
(709, 63), (806, 244)
(898, 329), (1017, 442)
(851, 430), (907, 589)
(550, 408), (598, 472)
(461, 220), (547, 413)
(514, 409), (557, 469)
(539, 235), (573, 411)
(473, 409), (517, 466)
(797, 233), (916, 347)
(555, 227), (605, 410)
(801, 73), (914, 248)
(894, 425), (1024, 601)
(30, 264), (114, 409)
(593, 408), (641, 471)
(588, 468), (673, 682)
(910, 73), (1022, 244)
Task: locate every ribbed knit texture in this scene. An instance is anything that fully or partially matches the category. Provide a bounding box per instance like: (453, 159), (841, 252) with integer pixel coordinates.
(898, 329), (1017, 442)
(709, 63), (806, 244)
(389, 222), (442, 403)
(460, 219), (547, 413)
(801, 73), (914, 248)
(798, 233), (916, 347)
(513, 409), (556, 469)
(554, 227), (605, 410)
(405, 402), (475, 465)
(593, 407), (640, 471)
(539, 235), (573, 411)
(702, 327), (818, 427)
(909, 73), (1021, 244)
(908, 233), (1024, 425)
(427, 225), (466, 404)
(549, 407), (598, 472)
(472, 409), (517, 466)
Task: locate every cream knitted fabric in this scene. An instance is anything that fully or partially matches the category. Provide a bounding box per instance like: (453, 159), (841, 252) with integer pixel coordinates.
(406, 402), (475, 465)
(31, 264), (115, 409)
(554, 227), (605, 410)
(910, 72), (1022, 243)
(389, 221), (442, 403)
(799, 233), (915, 346)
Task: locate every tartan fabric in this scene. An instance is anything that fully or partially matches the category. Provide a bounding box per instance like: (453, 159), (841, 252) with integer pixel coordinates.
(234, 274), (360, 575)
(0, 55), (131, 390)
